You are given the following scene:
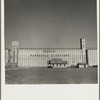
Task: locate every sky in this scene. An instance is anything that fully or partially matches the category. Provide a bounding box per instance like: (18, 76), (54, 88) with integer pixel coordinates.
(5, 0), (97, 48)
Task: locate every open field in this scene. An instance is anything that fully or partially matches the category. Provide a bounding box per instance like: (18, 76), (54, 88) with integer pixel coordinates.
(5, 67), (98, 84)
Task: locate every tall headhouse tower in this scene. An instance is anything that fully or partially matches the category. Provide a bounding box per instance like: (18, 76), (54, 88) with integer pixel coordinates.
(80, 38), (86, 63)
(10, 40), (19, 66)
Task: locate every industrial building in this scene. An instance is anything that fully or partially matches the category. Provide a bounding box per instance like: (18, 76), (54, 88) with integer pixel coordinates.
(5, 38), (98, 68)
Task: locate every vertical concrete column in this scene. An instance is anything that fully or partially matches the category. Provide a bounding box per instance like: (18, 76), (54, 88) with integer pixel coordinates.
(18, 49), (21, 67)
(18, 49), (20, 67)
(44, 49), (46, 67)
(31, 49), (33, 67)
(20, 49), (22, 67)
(23, 49), (25, 67)
(27, 49), (29, 67)
(69, 50), (71, 66)
(77, 50), (79, 63)
(21, 49), (23, 67)
(28, 49), (30, 67)
(27, 49), (28, 67)
(75, 50), (77, 65)
(19, 49), (21, 67)
(5, 49), (9, 65)
(22, 49), (24, 67)
(23, 48), (25, 67)
(26, 49), (27, 67)
(24, 49), (26, 67)
(40, 49), (42, 66)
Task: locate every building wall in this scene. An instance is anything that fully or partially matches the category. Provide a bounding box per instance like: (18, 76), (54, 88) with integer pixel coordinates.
(18, 48), (83, 67)
(10, 49), (18, 64)
(87, 49), (97, 66)
(5, 48), (98, 67)
(5, 49), (9, 65)
(5, 38), (98, 67)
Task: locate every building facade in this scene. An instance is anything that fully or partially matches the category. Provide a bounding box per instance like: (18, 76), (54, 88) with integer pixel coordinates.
(5, 38), (98, 67)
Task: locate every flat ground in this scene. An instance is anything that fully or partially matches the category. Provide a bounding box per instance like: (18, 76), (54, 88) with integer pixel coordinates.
(5, 67), (98, 84)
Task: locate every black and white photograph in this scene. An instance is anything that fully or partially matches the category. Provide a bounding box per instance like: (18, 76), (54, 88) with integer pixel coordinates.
(5, 0), (98, 84)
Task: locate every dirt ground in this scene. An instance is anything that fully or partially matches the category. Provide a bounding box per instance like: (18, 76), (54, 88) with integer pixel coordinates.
(5, 67), (98, 84)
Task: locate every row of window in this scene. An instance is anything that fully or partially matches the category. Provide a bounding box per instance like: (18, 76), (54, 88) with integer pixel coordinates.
(43, 50), (55, 53)
(30, 54), (70, 57)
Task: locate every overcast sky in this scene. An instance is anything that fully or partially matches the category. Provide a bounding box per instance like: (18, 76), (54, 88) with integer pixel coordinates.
(5, 0), (97, 48)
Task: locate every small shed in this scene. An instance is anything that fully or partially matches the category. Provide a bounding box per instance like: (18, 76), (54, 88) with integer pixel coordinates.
(47, 58), (68, 67)
(77, 63), (87, 68)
